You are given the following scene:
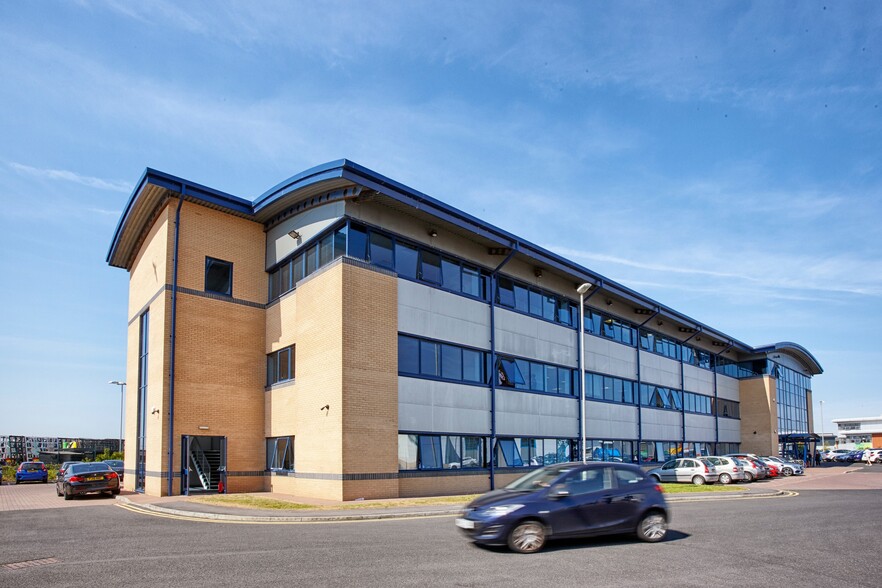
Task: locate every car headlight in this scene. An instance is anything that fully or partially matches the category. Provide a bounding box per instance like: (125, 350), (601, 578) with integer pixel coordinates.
(482, 504), (525, 518)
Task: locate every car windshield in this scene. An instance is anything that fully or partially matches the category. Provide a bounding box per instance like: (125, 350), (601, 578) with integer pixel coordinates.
(505, 465), (575, 491)
(69, 463), (112, 474)
(103, 460), (123, 467)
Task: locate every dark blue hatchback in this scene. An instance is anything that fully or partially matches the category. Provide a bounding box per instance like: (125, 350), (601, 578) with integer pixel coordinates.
(455, 462), (669, 553)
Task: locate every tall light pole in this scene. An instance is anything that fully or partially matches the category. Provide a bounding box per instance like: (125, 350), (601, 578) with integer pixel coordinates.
(819, 399), (825, 452)
(576, 283), (592, 463)
(109, 381), (126, 454)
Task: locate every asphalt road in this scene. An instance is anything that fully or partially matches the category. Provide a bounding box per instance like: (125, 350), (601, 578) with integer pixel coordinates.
(2, 475), (881, 587)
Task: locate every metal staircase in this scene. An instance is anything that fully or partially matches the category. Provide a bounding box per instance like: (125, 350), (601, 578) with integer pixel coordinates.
(188, 445), (221, 491)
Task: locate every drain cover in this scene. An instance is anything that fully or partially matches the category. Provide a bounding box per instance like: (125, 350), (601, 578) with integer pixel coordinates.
(2, 557), (60, 570)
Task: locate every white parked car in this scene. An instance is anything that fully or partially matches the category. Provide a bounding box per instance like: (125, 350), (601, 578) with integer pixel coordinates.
(862, 449), (882, 464)
(823, 449), (851, 462)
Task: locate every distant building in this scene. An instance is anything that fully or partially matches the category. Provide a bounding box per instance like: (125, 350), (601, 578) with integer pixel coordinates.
(832, 415), (882, 448)
(106, 160), (823, 499)
(0, 435), (119, 463)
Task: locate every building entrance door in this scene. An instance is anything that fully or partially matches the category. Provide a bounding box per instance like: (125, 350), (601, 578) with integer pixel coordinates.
(181, 435), (226, 495)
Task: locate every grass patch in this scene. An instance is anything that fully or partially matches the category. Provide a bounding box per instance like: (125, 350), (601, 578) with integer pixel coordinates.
(659, 483), (747, 493)
(191, 494), (481, 511)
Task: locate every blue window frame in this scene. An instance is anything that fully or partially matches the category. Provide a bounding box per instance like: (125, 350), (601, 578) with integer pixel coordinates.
(398, 334), (487, 385)
(398, 434), (487, 470)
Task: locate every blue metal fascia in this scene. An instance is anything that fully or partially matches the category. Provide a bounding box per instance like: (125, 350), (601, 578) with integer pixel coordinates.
(106, 168), (252, 264)
(753, 342), (823, 375)
(252, 160), (349, 212)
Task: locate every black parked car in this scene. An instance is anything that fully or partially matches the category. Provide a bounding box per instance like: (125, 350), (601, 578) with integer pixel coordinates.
(56, 462), (120, 500)
(455, 462), (669, 553)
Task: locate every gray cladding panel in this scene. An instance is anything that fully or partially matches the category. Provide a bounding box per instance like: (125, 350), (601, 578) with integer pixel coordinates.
(496, 389), (578, 437)
(584, 401), (639, 439)
(398, 280), (490, 350)
(398, 377), (490, 434)
(584, 335), (638, 380)
(495, 308), (578, 367)
(683, 364), (715, 395)
(717, 417), (741, 442)
(266, 202), (345, 268)
(640, 353), (681, 389)
(717, 375), (740, 401)
(684, 413), (716, 442)
(640, 408), (682, 440)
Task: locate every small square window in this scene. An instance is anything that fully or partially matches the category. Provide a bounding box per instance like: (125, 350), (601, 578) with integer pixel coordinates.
(205, 257), (233, 296)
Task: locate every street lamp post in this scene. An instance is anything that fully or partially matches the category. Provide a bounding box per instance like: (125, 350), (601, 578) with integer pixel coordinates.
(576, 283), (592, 464)
(109, 381), (126, 454)
(819, 399), (825, 452)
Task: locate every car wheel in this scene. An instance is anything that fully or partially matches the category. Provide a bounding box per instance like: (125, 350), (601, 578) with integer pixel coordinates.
(743, 472), (754, 483)
(692, 475), (706, 486)
(507, 520), (547, 554)
(63, 485), (73, 501)
(636, 511), (667, 542)
(718, 473), (732, 484)
(782, 467), (793, 476)
(56, 485), (63, 497)
(112, 488), (120, 496)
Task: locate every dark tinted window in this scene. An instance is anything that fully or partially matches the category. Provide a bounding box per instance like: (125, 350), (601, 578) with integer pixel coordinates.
(395, 242), (419, 279)
(205, 257), (232, 295)
(419, 250), (442, 284)
(369, 232), (394, 269)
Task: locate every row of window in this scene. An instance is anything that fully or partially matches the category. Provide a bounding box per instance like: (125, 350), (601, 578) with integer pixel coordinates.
(399, 334), (741, 417)
(497, 277), (579, 328)
(397, 335), (487, 384)
(397, 433), (742, 471)
(585, 309), (637, 346)
(268, 227), (347, 300)
(266, 436), (294, 471)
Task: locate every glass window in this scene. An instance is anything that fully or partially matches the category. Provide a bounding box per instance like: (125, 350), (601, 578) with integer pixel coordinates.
(558, 368), (572, 396)
(266, 436), (294, 471)
(395, 242), (418, 279)
(441, 257), (461, 292)
(461, 265), (481, 297)
(419, 250), (442, 284)
(348, 223), (368, 260)
(556, 299), (571, 325)
(419, 340), (440, 377)
(269, 268), (281, 301)
(530, 361), (544, 391)
(463, 349), (484, 383)
(542, 294), (556, 321)
(514, 359), (530, 390)
(369, 232), (394, 269)
(293, 253), (304, 283)
(529, 289), (544, 317)
(319, 233), (333, 266)
(497, 438), (524, 467)
(304, 245), (317, 276)
(333, 226), (347, 260)
(419, 436), (442, 469)
(498, 357), (525, 387)
(398, 435), (418, 470)
(545, 365), (559, 394)
(441, 344), (463, 380)
(443, 436), (462, 469)
(497, 277), (515, 307)
(462, 437), (483, 468)
(398, 335), (420, 375)
(205, 257), (233, 296)
(513, 284), (529, 313)
(280, 261), (291, 295)
(267, 345), (295, 386)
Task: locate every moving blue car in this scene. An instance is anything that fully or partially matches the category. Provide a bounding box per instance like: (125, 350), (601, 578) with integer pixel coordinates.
(16, 461), (49, 484)
(455, 462), (669, 553)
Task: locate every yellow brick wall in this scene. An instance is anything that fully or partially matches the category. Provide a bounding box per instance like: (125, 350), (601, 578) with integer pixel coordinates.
(739, 376), (778, 455)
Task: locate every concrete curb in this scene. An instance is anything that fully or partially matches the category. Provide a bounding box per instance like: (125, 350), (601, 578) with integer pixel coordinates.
(116, 488), (787, 522)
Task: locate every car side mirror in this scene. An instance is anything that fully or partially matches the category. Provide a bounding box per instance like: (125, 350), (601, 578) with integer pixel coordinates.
(548, 484), (570, 499)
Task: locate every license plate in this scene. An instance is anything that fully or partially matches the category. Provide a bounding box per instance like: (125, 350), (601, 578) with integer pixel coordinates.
(86, 475), (103, 481)
(455, 518), (475, 530)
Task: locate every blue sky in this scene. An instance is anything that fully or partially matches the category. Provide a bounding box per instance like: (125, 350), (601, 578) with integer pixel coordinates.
(1, 1), (880, 440)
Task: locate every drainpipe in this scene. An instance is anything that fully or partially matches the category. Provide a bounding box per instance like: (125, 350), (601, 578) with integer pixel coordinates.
(635, 308), (659, 464)
(168, 195), (184, 496)
(488, 245), (517, 490)
(712, 341), (734, 452)
(678, 329), (701, 451)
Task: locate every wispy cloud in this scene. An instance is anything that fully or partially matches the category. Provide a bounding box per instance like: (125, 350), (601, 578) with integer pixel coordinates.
(7, 162), (131, 193)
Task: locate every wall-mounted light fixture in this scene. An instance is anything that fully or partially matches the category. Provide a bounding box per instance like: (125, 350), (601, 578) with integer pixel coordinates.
(534, 268), (543, 278)
(288, 229), (301, 240)
(151, 406), (160, 415)
(634, 308), (654, 315)
(428, 229), (438, 238)
(320, 404), (330, 413)
(605, 299), (613, 306)
(198, 425), (209, 430)
(656, 320), (663, 326)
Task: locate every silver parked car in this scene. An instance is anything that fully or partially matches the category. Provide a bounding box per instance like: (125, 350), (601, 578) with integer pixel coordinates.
(725, 454), (768, 481)
(702, 456), (746, 484)
(761, 456), (804, 476)
(647, 458), (719, 486)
